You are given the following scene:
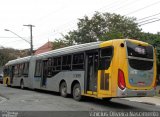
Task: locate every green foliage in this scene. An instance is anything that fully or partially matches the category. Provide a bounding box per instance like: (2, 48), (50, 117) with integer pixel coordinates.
(139, 32), (160, 65)
(52, 39), (68, 49)
(0, 47), (29, 66)
(64, 12), (141, 44)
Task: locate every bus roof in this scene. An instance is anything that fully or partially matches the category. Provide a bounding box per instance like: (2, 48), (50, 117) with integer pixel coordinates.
(5, 56), (32, 66)
(35, 41), (103, 59)
(5, 39), (152, 65)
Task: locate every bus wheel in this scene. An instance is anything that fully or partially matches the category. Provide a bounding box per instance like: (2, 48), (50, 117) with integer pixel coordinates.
(73, 83), (82, 101)
(20, 80), (24, 89)
(60, 82), (67, 97)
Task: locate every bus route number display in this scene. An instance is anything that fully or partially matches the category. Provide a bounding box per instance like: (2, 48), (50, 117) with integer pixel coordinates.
(135, 47), (146, 55)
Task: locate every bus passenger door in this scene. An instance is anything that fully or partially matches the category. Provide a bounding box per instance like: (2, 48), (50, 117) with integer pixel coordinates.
(10, 66), (14, 84)
(41, 60), (48, 87)
(85, 50), (98, 95)
(98, 68), (111, 96)
(98, 47), (113, 97)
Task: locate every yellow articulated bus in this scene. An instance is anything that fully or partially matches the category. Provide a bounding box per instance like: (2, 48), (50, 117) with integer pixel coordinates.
(3, 39), (157, 101)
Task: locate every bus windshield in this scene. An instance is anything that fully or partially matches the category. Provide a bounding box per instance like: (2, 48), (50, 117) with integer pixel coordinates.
(126, 40), (154, 70)
(126, 41), (153, 59)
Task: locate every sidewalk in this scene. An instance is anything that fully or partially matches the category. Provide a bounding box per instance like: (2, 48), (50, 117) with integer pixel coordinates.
(156, 85), (160, 97)
(123, 86), (160, 106)
(123, 96), (160, 106)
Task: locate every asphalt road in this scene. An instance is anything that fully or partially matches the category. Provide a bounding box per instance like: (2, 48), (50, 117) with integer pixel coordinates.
(0, 84), (160, 117)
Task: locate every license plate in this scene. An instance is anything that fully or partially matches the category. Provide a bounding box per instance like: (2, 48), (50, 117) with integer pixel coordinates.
(137, 92), (146, 96)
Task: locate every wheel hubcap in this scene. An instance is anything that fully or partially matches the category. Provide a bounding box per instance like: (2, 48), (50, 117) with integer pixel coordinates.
(21, 84), (24, 88)
(62, 85), (66, 95)
(75, 87), (80, 97)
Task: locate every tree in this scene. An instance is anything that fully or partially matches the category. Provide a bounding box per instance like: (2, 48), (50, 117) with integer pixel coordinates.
(52, 39), (68, 50)
(64, 12), (141, 44)
(0, 47), (29, 66)
(139, 32), (160, 65)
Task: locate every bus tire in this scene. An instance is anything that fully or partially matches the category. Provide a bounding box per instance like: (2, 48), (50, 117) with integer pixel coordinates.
(60, 82), (67, 97)
(20, 80), (24, 89)
(73, 83), (82, 101)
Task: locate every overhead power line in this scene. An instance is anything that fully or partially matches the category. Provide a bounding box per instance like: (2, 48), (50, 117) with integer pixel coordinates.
(111, 0), (140, 12)
(139, 18), (160, 26)
(138, 18), (160, 24)
(34, 0), (160, 42)
(125, 0), (160, 15)
(33, 0), (128, 39)
(137, 12), (160, 21)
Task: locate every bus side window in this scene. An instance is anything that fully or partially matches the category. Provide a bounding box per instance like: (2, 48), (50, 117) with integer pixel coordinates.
(14, 64), (19, 77)
(23, 62), (29, 77)
(19, 63), (24, 77)
(35, 60), (42, 77)
(57, 57), (62, 71)
(47, 58), (53, 77)
(99, 46), (113, 70)
(11, 66), (15, 77)
(72, 53), (84, 70)
(62, 55), (71, 70)
(51, 57), (62, 76)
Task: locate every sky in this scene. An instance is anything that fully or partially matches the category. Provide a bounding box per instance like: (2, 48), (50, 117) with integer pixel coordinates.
(0, 0), (160, 50)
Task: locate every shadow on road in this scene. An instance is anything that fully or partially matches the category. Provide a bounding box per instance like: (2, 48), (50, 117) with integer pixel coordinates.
(7, 86), (147, 111)
(32, 89), (141, 110)
(82, 97), (138, 110)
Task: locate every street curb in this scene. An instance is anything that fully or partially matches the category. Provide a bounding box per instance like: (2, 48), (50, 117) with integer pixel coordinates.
(139, 101), (156, 106)
(128, 99), (156, 106)
(153, 96), (160, 99)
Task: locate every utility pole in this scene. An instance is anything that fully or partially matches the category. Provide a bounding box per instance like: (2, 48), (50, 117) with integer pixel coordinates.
(23, 24), (35, 55)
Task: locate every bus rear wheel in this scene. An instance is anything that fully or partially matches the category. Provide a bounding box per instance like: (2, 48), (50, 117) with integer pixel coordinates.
(60, 82), (67, 97)
(73, 83), (82, 101)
